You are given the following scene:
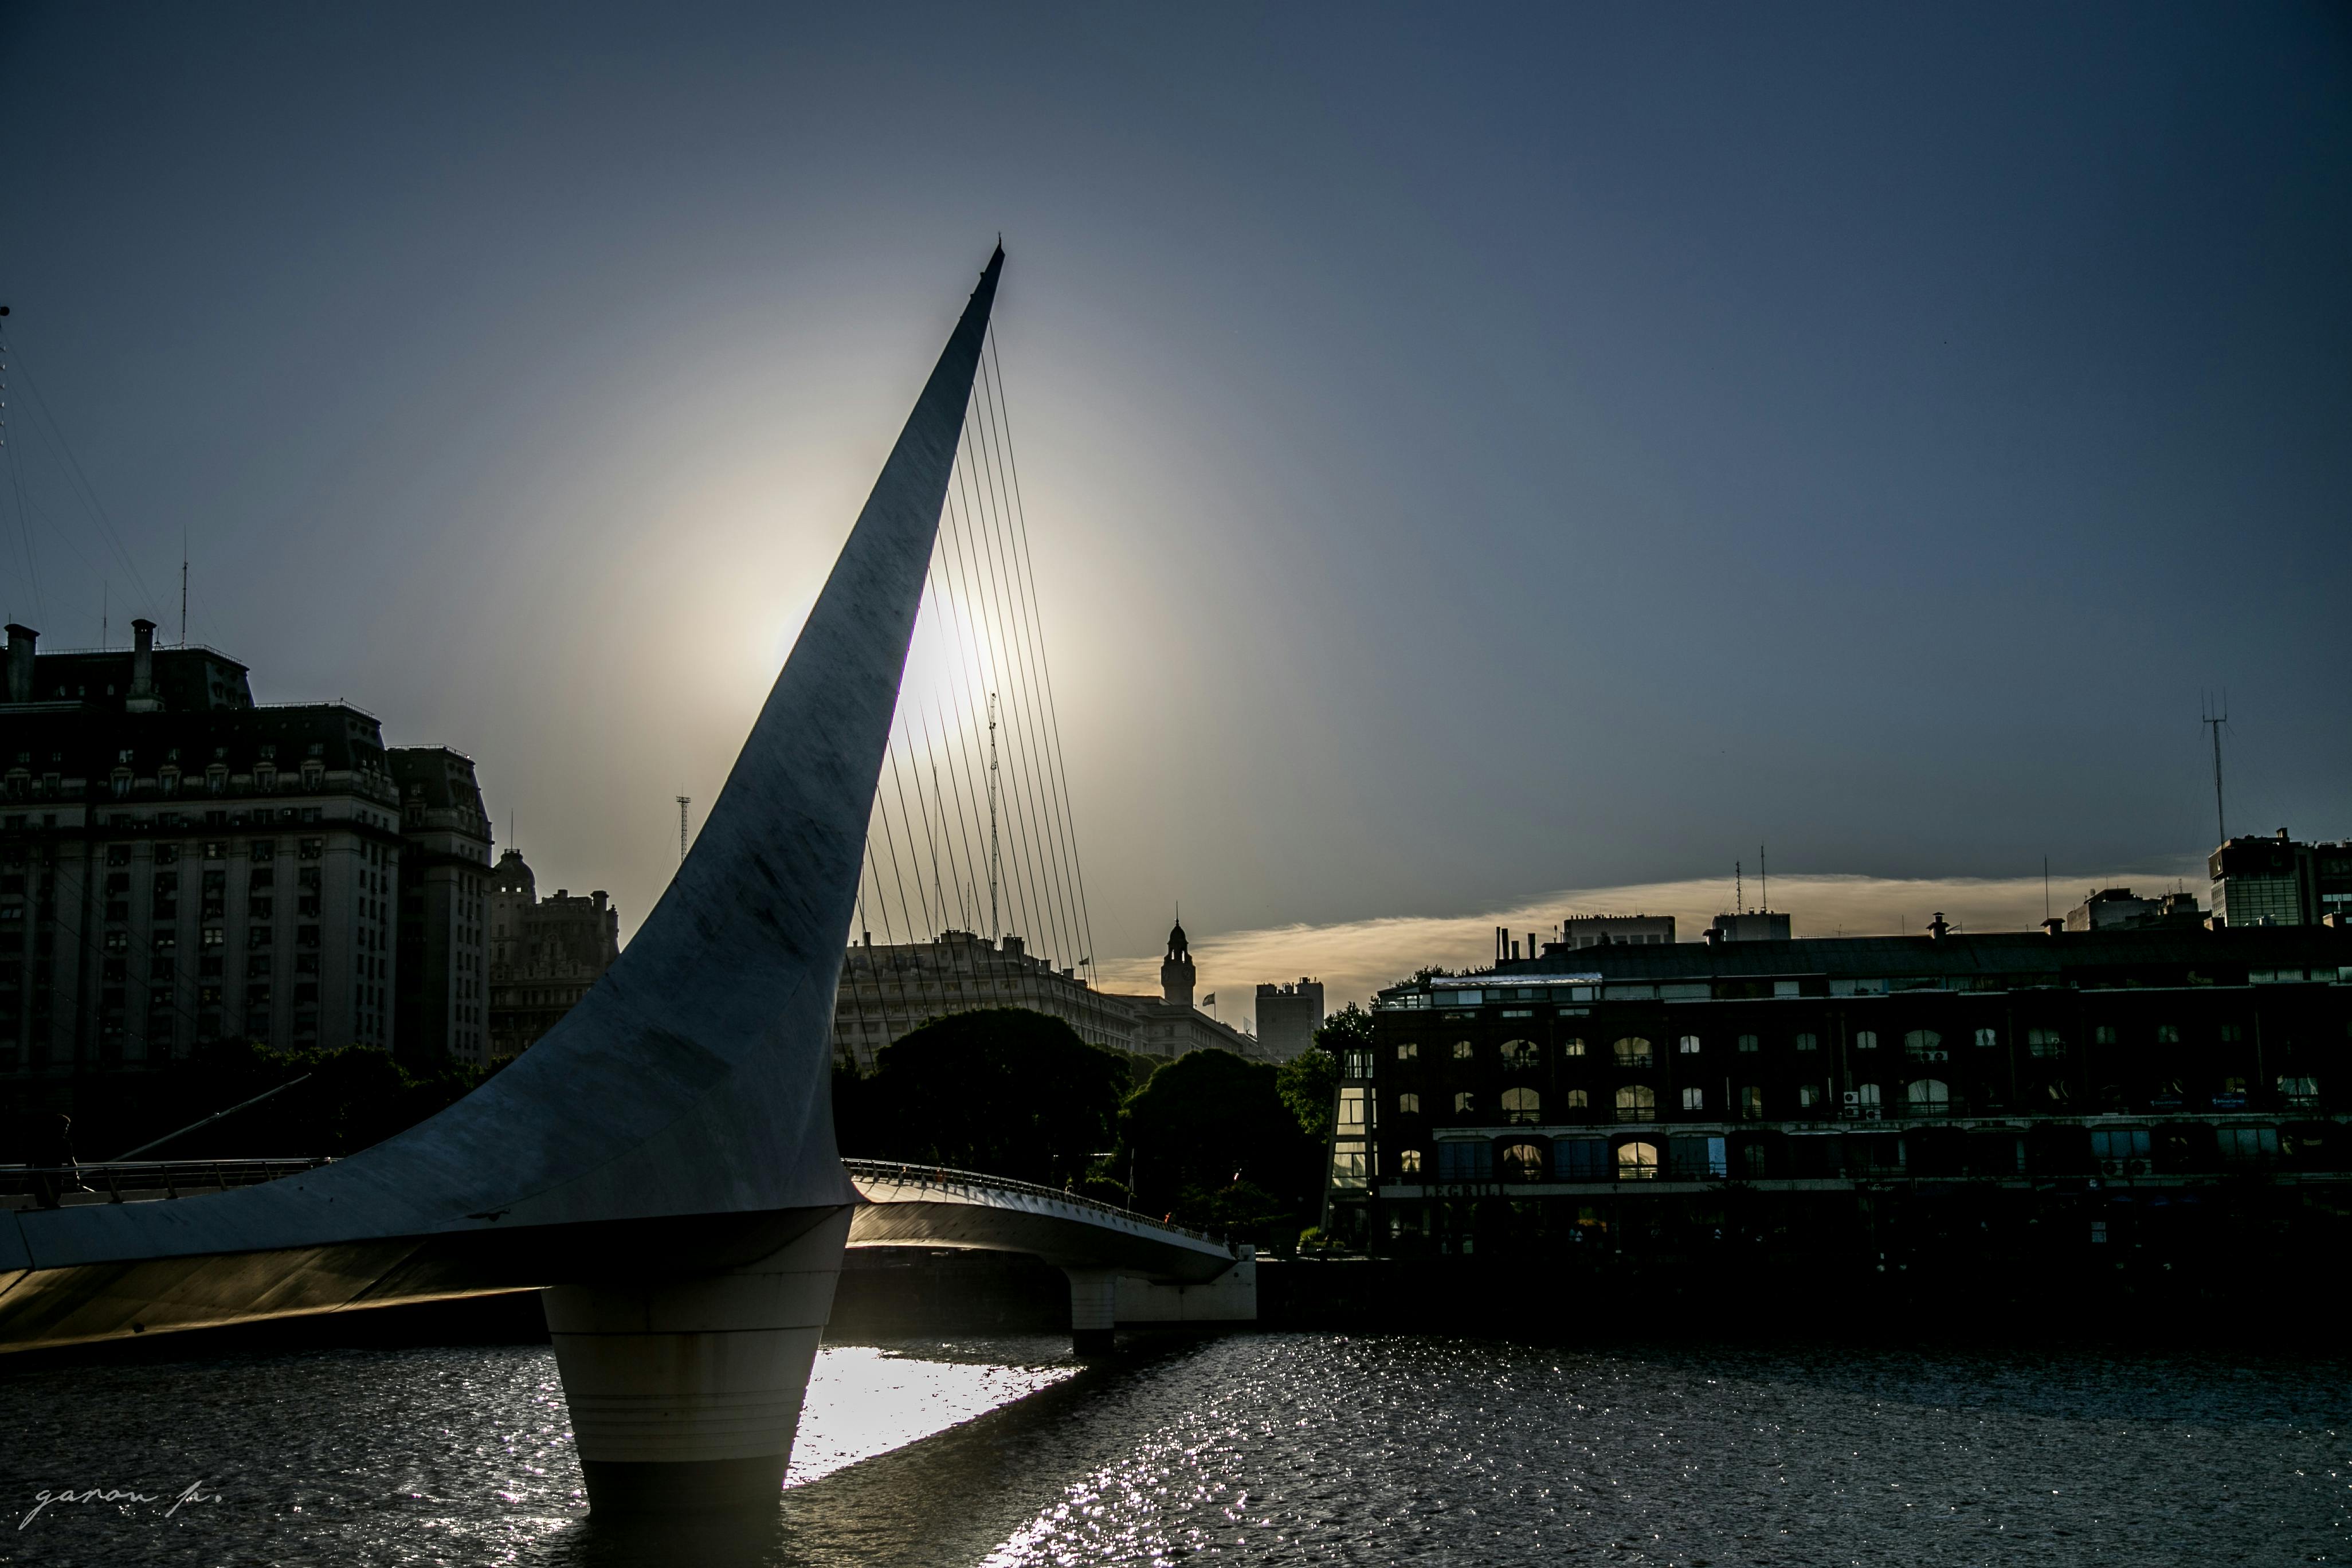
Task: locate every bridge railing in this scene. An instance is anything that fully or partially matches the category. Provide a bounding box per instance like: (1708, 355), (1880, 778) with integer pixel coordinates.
(0, 1158), (336, 1208)
(842, 1158), (1230, 1251)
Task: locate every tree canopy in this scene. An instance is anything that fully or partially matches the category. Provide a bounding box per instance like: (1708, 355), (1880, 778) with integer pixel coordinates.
(1117, 1046), (1323, 1249)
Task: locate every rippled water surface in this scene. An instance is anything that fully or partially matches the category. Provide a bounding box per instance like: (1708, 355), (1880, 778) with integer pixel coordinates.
(1, 1332), (2343, 1566)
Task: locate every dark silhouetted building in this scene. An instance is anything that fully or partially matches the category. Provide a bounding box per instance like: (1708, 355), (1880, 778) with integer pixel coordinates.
(1255, 978), (1325, 1061)
(487, 849), (620, 1062)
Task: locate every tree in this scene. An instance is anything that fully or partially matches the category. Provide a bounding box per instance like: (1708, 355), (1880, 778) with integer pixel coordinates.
(848, 1008), (1128, 1187)
(1118, 1047), (1322, 1250)
(1278, 1002), (1374, 1140)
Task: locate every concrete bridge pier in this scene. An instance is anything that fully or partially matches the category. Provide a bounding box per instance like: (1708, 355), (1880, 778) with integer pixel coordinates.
(1066, 1268), (1119, 1357)
(543, 1209), (853, 1513)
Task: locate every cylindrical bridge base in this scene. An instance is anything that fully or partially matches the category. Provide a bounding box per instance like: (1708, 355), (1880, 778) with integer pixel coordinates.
(544, 1208), (851, 1514)
(1067, 1267), (1118, 1358)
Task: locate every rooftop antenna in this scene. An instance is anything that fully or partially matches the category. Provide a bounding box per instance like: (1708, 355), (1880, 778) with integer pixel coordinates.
(179, 529), (188, 646)
(1760, 842), (1768, 913)
(101, 582), (107, 648)
(676, 795), (691, 862)
(2201, 693), (2228, 845)
(2043, 855), (2051, 921)
(1734, 860), (1743, 914)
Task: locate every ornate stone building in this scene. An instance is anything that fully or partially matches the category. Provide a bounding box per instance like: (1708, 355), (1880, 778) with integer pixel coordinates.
(487, 849), (621, 1062)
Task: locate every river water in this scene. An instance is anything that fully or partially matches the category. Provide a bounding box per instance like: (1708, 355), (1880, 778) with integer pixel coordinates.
(0, 1331), (2343, 1566)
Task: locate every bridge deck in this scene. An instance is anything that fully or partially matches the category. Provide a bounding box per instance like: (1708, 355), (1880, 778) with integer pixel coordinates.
(844, 1159), (1238, 1284)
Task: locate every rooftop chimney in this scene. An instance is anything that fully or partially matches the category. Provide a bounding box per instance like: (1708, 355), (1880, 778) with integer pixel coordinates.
(2041, 917), (2065, 937)
(1927, 912), (1951, 940)
(127, 618), (160, 711)
(5, 624), (35, 704)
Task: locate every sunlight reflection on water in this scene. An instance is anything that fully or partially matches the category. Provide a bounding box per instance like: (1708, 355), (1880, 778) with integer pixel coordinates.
(790, 1345), (1073, 1487)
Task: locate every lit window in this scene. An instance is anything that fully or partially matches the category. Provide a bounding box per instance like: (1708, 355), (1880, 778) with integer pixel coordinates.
(1395, 1042), (1418, 1061)
(1904, 1030), (1946, 1062)
(1974, 1027), (1997, 1049)
(1397, 1092), (1421, 1114)
(1906, 1079), (1950, 1115)
(1397, 1148), (1423, 1175)
(1796, 1032), (1819, 1052)
(1680, 1086), (1703, 1111)
(1614, 1084), (1656, 1123)
(2094, 1025), (2117, 1046)
(1855, 1030), (1879, 1052)
(1738, 1033), (1759, 1053)
(1499, 1038), (1537, 1064)
(1328, 1141), (1368, 1189)
(1741, 1085), (1763, 1119)
(2279, 1076), (2320, 1109)
(1453, 1091), (1475, 1114)
(1565, 1088), (1589, 1110)
(1613, 1036), (1652, 1067)
(1852, 1083), (1881, 1117)
(1615, 1140), (1659, 1181)
(2027, 1028), (2065, 1057)
(1797, 1084), (1821, 1108)
(1499, 1142), (1546, 1182)
(1337, 1087), (1369, 1131)
(1562, 1037), (1586, 1056)
(1678, 1034), (1701, 1055)
(1452, 1040), (1474, 1060)
(1500, 1086), (1542, 1125)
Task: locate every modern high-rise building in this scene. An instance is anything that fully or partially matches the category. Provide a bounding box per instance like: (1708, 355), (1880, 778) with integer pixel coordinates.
(2210, 832), (2352, 928)
(1255, 978), (1325, 1060)
(0, 619), (494, 1092)
(487, 849), (621, 1062)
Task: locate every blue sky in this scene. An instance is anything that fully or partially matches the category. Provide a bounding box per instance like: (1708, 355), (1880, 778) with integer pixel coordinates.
(3, 3), (2346, 1002)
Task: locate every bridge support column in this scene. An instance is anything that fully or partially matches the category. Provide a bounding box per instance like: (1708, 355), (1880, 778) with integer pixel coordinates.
(543, 1208), (851, 1514)
(1065, 1267), (1118, 1357)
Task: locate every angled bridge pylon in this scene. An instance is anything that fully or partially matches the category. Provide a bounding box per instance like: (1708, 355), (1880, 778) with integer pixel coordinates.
(0, 248), (1007, 1513)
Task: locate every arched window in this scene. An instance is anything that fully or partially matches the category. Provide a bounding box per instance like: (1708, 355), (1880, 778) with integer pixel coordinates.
(1614, 1084), (1656, 1123)
(1395, 1042), (1420, 1061)
(1680, 1086), (1704, 1111)
(1396, 1092), (1421, 1115)
(1855, 1030), (1880, 1052)
(1397, 1148), (1423, 1175)
(1499, 1142), (1547, 1182)
(1500, 1086), (1542, 1125)
(1904, 1030), (1946, 1062)
(1453, 1091), (1476, 1114)
(1565, 1088), (1589, 1111)
(1614, 1036), (1652, 1067)
(1906, 1079), (1950, 1115)
(1562, 1037), (1587, 1056)
(1452, 1040), (1475, 1060)
(1679, 1034), (1702, 1055)
(1616, 1140), (1659, 1181)
(1499, 1038), (1538, 1066)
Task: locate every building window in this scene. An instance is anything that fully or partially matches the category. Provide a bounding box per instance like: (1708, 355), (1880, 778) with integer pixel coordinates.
(1741, 1085), (1764, 1119)
(1434, 1141), (1493, 1181)
(2219, 1024), (2245, 1044)
(1499, 1141), (1546, 1182)
(1851, 1083), (1882, 1118)
(1615, 1140), (1660, 1181)
(1797, 1084), (1821, 1109)
(1337, 1087), (1369, 1131)
(1678, 1034), (1702, 1055)
(1500, 1087), (1542, 1125)
(1738, 1033), (1759, 1053)
(1668, 1135), (1727, 1179)
(1906, 1079), (1951, 1115)
(1453, 1091), (1475, 1114)
(1565, 1088), (1589, 1111)
(1855, 1030), (1879, 1052)
(1452, 1040), (1473, 1060)
(1614, 1084), (1656, 1123)
(1796, 1032), (1819, 1052)
(2217, 1127), (2277, 1166)
(1395, 1042), (1418, 1061)
(1904, 1030), (1946, 1063)
(1680, 1086), (1704, 1111)
(2094, 1025), (2118, 1046)
(1562, 1037), (1586, 1056)
(1974, 1027), (1998, 1049)
(1499, 1038), (1537, 1065)
(1397, 1092), (1421, 1115)
(1613, 1036), (1652, 1067)
(1397, 1148), (1423, 1175)
(1329, 1141), (1368, 1190)
(2027, 1029), (2065, 1058)
(2279, 1076), (2320, 1109)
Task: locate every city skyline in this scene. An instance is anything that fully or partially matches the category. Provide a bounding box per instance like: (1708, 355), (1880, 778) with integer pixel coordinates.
(2, 3), (2346, 995)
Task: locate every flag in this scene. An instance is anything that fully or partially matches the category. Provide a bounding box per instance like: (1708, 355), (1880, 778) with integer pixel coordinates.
(1202, 993), (1216, 1006)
